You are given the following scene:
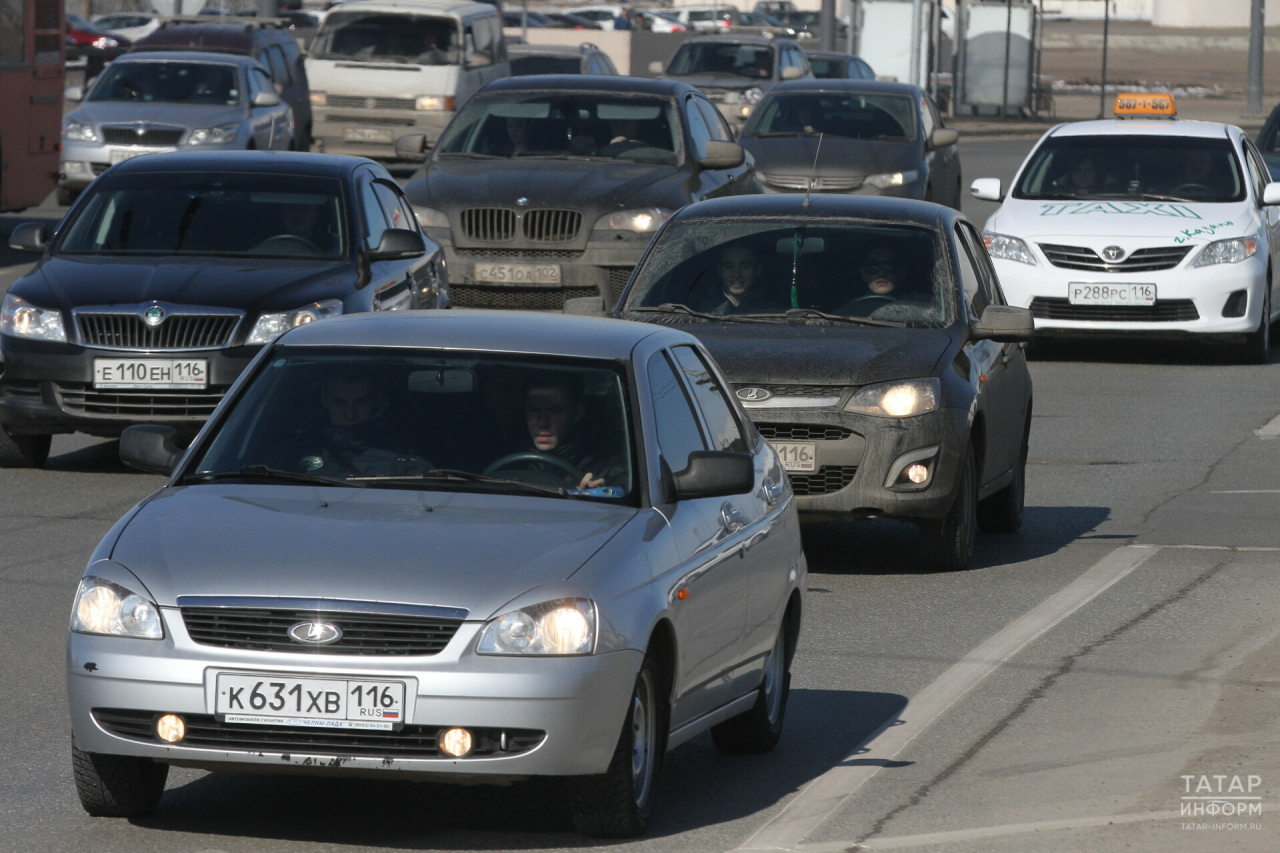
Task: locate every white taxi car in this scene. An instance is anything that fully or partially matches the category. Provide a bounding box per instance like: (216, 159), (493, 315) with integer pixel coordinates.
(970, 94), (1280, 362)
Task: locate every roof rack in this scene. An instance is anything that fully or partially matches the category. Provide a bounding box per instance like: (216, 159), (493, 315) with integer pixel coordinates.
(578, 42), (599, 50)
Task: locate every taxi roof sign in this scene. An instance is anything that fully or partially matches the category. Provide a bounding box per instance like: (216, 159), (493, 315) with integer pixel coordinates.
(1114, 93), (1177, 119)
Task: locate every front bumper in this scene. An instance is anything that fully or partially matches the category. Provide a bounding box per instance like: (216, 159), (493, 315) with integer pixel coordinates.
(67, 618), (641, 779)
(312, 108), (453, 160)
(0, 335), (257, 437)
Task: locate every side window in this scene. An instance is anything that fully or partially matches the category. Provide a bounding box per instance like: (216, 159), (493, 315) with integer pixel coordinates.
(684, 97), (713, 159)
(600, 53), (617, 74)
(1243, 142), (1269, 199)
(962, 223), (1007, 306)
(373, 180), (415, 232)
(696, 97), (731, 142)
(919, 96), (936, 141)
(670, 346), (747, 452)
(488, 17), (506, 61)
(647, 351), (708, 474)
(249, 68), (274, 100)
(954, 226), (989, 318)
(359, 176), (390, 250)
(782, 46), (803, 75)
(265, 46), (290, 87)
(466, 20), (493, 65)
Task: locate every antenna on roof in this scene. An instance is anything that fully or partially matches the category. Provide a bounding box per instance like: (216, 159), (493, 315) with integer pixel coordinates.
(802, 132), (823, 208)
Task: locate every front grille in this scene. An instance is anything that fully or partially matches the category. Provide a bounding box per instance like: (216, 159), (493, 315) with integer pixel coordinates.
(734, 384), (844, 397)
(450, 284), (598, 310)
(605, 267), (632, 304)
(1029, 297), (1200, 323)
(523, 209), (582, 242)
(180, 607), (463, 656)
(326, 114), (418, 126)
(57, 384), (226, 418)
(758, 423), (854, 441)
(763, 174), (864, 192)
(460, 208), (516, 242)
(455, 248), (582, 260)
(326, 95), (416, 110)
(789, 465), (857, 496)
(102, 126), (184, 146)
(1, 380), (42, 403)
(76, 313), (239, 350)
(1037, 243), (1191, 272)
(92, 709), (545, 759)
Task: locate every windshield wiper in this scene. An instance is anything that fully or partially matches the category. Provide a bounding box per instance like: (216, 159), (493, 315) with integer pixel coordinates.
(435, 152), (505, 160)
(347, 468), (572, 498)
(753, 131), (821, 138)
(628, 303), (769, 323)
(743, 308), (906, 327)
(181, 465), (364, 488)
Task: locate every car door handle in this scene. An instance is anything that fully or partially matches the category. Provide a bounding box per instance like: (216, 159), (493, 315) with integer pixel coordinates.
(720, 501), (745, 533)
(762, 476), (783, 506)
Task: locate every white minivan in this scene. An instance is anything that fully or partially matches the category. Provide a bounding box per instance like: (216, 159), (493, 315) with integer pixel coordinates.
(306, 0), (508, 159)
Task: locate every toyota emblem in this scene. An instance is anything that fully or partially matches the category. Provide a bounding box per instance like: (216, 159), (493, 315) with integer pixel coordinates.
(1101, 245), (1125, 262)
(736, 387), (773, 402)
(142, 305), (166, 327)
(287, 621), (343, 645)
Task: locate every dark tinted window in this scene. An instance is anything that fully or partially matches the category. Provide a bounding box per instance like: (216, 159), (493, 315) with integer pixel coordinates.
(746, 92), (916, 141)
(954, 227), (988, 317)
(807, 57), (846, 79)
(647, 351), (707, 473)
(360, 177), (390, 250)
(668, 42), (774, 79)
(670, 347), (745, 452)
(684, 96), (713, 159)
(265, 45), (290, 84)
(89, 61), (240, 105)
(510, 55), (580, 75)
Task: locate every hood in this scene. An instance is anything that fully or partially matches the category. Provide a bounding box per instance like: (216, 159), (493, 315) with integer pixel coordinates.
(306, 57), (459, 99)
(668, 73), (765, 91)
(22, 255), (350, 314)
(684, 322), (953, 385)
(71, 100), (246, 129)
(742, 134), (917, 177)
(110, 485), (637, 616)
(991, 198), (1259, 243)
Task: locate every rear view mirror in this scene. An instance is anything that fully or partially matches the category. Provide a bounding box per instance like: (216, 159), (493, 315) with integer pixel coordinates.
(252, 90), (281, 107)
(64, 85), (84, 102)
(409, 368), (475, 394)
(671, 450), (754, 500)
(781, 65), (804, 80)
(648, 60), (664, 75)
(775, 235), (825, 254)
(698, 140), (745, 170)
(931, 128), (959, 148)
(970, 178), (1003, 202)
(368, 228), (426, 261)
(563, 295), (607, 316)
(972, 305), (1034, 343)
(8, 222), (48, 253)
(120, 425), (182, 475)
(393, 133), (430, 162)
(1263, 181), (1280, 205)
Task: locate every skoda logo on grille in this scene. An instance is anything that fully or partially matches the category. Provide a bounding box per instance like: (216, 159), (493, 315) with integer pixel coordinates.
(1101, 245), (1126, 262)
(135, 125), (146, 137)
(364, 97), (377, 109)
(736, 387), (773, 402)
(142, 305), (166, 327)
(288, 622), (343, 645)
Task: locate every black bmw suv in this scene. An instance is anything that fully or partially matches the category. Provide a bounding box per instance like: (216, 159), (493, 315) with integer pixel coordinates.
(0, 151), (444, 467)
(398, 75), (760, 311)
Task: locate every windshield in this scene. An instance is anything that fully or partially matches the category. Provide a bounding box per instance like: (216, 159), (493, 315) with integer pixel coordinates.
(187, 348), (637, 501)
(806, 57), (846, 79)
(746, 92), (916, 140)
(622, 219), (952, 328)
(88, 62), (240, 105)
(1013, 135), (1246, 203)
(436, 93), (679, 165)
(510, 55), (580, 76)
(667, 42), (773, 79)
(58, 172), (347, 259)
(310, 11), (460, 66)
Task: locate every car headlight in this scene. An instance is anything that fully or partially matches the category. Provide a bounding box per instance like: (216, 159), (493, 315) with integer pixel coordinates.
(413, 205), (449, 228)
(70, 576), (164, 639)
(246, 298), (343, 344)
(187, 123), (238, 145)
(1, 293), (66, 341)
(476, 598), (596, 655)
(865, 169), (920, 189)
(63, 120), (99, 143)
(845, 378), (940, 418)
(982, 232), (1037, 266)
(741, 86), (764, 105)
(310, 91), (327, 106)
(415, 95), (455, 111)
(1193, 235), (1259, 267)
(600, 208), (672, 233)
(90, 36), (119, 49)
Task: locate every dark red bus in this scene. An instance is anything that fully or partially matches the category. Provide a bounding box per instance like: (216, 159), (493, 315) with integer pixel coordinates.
(0, 0), (64, 211)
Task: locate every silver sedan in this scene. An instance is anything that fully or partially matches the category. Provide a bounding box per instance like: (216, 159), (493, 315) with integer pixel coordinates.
(65, 310), (805, 837)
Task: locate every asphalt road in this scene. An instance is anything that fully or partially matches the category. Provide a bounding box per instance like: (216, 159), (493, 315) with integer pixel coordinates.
(2, 139), (1279, 853)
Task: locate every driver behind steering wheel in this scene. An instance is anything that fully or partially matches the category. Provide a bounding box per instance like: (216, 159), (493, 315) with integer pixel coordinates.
(260, 199), (335, 255)
(523, 380), (621, 491)
(835, 246), (905, 315)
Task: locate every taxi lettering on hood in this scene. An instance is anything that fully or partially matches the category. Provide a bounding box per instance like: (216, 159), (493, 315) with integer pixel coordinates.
(1038, 201), (1202, 219)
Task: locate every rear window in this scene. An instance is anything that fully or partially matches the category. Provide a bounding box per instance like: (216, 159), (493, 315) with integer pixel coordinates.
(311, 11), (460, 66)
(510, 55), (580, 76)
(88, 61), (240, 105)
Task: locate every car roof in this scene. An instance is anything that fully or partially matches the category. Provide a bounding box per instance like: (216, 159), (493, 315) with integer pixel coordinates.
(509, 43), (595, 56)
(481, 74), (695, 97)
(322, 0), (499, 16)
(1048, 119), (1235, 139)
(107, 150), (379, 178)
(112, 49), (258, 66)
(669, 193), (957, 229)
(133, 22), (287, 52)
(684, 33), (787, 45)
(803, 49), (854, 59)
(772, 77), (919, 96)
(279, 310), (691, 359)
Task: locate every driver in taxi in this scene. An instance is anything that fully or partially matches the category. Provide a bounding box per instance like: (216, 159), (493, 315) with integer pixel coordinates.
(523, 380), (620, 490)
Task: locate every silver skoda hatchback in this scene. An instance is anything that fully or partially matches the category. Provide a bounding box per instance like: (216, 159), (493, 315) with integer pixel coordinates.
(66, 311), (804, 837)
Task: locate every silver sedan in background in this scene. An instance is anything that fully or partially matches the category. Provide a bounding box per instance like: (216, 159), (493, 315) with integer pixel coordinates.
(65, 311), (805, 837)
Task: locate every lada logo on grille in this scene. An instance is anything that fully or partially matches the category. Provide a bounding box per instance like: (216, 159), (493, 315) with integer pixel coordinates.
(142, 305), (165, 326)
(288, 622), (343, 644)
(736, 387), (773, 402)
(1101, 245), (1126, 262)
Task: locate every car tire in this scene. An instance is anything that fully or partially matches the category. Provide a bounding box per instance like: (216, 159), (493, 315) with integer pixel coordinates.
(56, 186), (79, 207)
(567, 652), (663, 838)
(711, 616), (792, 754)
(71, 743), (168, 817)
(977, 420), (1028, 534)
(1238, 287), (1271, 365)
(921, 445), (977, 571)
(0, 427), (51, 468)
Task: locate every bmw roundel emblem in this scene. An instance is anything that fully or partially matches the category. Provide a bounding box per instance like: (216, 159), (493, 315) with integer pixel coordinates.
(288, 621), (343, 645)
(516, 197), (529, 206)
(142, 305), (166, 327)
(736, 387), (773, 402)
(1101, 245), (1125, 262)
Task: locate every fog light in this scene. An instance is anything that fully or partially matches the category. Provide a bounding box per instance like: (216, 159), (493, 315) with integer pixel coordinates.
(1222, 289), (1248, 318)
(905, 463), (929, 484)
(439, 727), (473, 757)
(155, 713), (186, 743)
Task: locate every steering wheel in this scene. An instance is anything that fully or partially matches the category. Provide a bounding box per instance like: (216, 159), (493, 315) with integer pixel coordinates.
(251, 234), (321, 254)
(1171, 182), (1212, 196)
(484, 451), (583, 482)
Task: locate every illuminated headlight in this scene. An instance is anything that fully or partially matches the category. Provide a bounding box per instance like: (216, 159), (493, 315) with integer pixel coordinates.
(310, 91), (327, 106)
(1, 293), (66, 341)
(741, 87), (764, 105)
(476, 598), (596, 655)
(1193, 236), (1259, 267)
(62, 160), (92, 175)
(63, 120), (99, 143)
(187, 123), (238, 145)
(90, 36), (119, 49)
(983, 232), (1037, 266)
(413, 205), (450, 228)
(70, 576), (164, 639)
(845, 378), (940, 418)
(865, 169), (919, 189)
(415, 95), (455, 111)
(246, 298), (343, 344)
(600, 208), (672, 233)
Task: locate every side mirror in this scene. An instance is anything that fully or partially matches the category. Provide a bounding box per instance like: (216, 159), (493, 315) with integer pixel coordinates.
(563, 295), (606, 316)
(781, 64), (804, 80)
(393, 133), (429, 162)
(368, 228), (426, 261)
(252, 90), (281, 107)
(64, 85), (84, 102)
(1263, 181), (1280, 205)
(698, 140), (745, 170)
(120, 425), (182, 475)
(8, 222), (49, 253)
(931, 128), (959, 148)
(671, 450), (755, 500)
(970, 177), (1003, 202)
(648, 60), (664, 75)
(972, 305), (1034, 343)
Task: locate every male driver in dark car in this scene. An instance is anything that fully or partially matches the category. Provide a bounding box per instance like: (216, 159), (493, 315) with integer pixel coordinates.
(711, 242), (779, 314)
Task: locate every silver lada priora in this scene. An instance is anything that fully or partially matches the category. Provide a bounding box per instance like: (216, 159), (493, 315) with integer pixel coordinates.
(66, 311), (804, 837)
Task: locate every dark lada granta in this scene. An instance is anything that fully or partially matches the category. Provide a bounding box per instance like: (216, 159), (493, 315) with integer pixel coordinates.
(398, 75), (759, 311)
(605, 194), (1035, 570)
(0, 151), (446, 468)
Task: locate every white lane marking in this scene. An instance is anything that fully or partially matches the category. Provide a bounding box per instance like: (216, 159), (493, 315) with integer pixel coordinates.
(1210, 490), (1280, 494)
(1254, 412), (1280, 438)
(736, 545), (1163, 853)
